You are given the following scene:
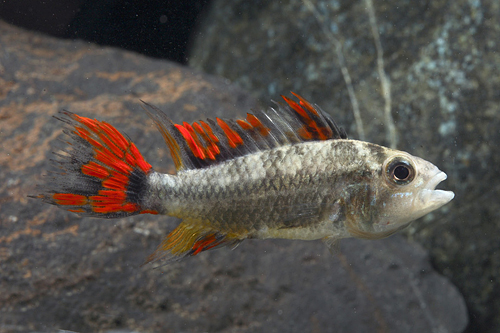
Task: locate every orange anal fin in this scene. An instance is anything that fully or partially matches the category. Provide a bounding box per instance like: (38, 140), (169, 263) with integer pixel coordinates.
(143, 221), (242, 265)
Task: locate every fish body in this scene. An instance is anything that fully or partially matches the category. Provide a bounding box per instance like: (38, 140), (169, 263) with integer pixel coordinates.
(34, 93), (454, 264)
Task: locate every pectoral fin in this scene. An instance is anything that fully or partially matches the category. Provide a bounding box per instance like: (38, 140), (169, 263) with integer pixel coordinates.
(323, 236), (342, 255)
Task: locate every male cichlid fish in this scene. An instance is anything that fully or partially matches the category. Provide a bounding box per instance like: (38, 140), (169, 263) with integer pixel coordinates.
(34, 93), (454, 264)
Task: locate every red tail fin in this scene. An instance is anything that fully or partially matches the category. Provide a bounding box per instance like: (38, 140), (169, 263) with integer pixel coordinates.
(34, 111), (158, 218)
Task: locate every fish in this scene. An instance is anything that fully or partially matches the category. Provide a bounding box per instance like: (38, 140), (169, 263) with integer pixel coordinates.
(33, 92), (454, 264)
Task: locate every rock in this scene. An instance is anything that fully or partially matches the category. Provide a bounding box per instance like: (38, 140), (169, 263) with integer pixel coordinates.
(0, 21), (467, 332)
(189, 0), (500, 331)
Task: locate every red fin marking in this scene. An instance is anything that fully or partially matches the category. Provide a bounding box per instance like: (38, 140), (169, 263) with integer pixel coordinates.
(68, 208), (86, 213)
(101, 122), (130, 151)
(299, 123), (329, 141)
(191, 234), (223, 255)
(298, 127), (312, 140)
(140, 209), (158, 215)
(83, 120), (128, 159)
(319, 127), (334, 139)
(53, 193), (88, 206)
(282, 95), (309, 118)
(200, 120), (220, 143)
(198, 121), (221, 156)
(307, 122), (331, 140)
(291, 91), (319, 115)
(182, 122), (200, 142)
(94, 150), (132, 175)
(298, 127), (314, 140)
(174, 124), (206, 159)
(246, 113), (270, 136)
(74, 115), (99, 131)
(75, 127), (105, 151)
(282, 94), (333, 141)
(74, 115), (152, 174)
(192, 122), (218, 160)
(129, 143), (152, 173)
(90, 190), (139, 213)
(194, 122), (220, 157)
(204, 147), (216, 160)
(237, 115), (271, 137)
(236, 119), (253, 130)
(216, 118), (244, 148)
(192, 122), (206, 135)
(75, 126), (91, 139)
(102, 172), (129, 190)
(98, 131), (125, 159)
(184, 122), (215, 160)
(81, 161), (110, 179)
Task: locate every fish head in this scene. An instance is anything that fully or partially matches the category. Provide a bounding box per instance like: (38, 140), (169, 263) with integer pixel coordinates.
(369, 150), (455, 232)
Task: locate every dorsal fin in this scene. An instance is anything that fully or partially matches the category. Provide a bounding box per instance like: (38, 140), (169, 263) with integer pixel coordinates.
(141, 93), (347, 172)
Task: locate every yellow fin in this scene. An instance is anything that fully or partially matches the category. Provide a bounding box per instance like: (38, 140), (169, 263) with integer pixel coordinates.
(143, 220), (242, 266)
(140, 101), (184, 171)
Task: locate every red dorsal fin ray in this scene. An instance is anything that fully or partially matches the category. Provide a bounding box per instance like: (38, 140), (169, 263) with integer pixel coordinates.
(141, 93), (347, 172)
(143, 220), (242, 265)
(32, 111), (158, 218)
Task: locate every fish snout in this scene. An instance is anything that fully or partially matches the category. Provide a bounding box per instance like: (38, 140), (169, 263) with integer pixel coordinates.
(417, 170), (454, 211)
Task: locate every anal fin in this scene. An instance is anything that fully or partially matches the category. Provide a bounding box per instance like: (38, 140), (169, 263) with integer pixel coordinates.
(144, 220), (242, 265)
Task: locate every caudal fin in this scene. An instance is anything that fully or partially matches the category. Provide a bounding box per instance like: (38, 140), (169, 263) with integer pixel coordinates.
(33, 111), (158, 218)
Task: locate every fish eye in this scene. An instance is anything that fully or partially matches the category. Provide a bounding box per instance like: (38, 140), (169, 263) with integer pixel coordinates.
(386, 158), (415, 185)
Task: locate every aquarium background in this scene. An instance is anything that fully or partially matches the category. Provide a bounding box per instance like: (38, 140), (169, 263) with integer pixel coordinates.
(0, 0), (497, 332)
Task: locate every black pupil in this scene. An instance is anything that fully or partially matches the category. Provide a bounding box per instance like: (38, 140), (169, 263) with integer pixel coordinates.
(394, 165), (410, 180)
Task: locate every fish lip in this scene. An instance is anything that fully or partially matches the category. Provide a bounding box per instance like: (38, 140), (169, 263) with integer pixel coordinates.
(426, 171), (448, 190)
(421, 171), (455, 205)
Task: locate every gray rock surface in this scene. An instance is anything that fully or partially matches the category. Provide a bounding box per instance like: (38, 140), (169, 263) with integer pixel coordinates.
(189, 0), (500, 331)
(0, 21), (467, 332)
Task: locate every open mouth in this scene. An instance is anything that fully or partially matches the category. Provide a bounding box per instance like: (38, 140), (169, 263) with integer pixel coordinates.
(422, 171), (455, 206)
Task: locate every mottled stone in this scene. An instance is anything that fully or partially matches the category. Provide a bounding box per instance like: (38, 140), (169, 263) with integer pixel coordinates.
(0, 21), (467, 332)
(189, 0), (500, 331)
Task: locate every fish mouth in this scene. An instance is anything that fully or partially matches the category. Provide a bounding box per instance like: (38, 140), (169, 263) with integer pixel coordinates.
(427, 171), (448, 190)
(419, 171), (455, 209)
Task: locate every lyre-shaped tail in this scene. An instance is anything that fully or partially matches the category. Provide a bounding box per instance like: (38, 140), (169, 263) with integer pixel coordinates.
(33, 111), (158, 218)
